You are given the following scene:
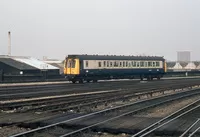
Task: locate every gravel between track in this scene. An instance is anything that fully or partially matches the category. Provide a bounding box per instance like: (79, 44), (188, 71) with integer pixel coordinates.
(2, 78), (200, 137)
(54, 91), (200, 137)
(83, 94), (200, 137)
(0, 126), (29, 137)
(136, 95), (200, 117)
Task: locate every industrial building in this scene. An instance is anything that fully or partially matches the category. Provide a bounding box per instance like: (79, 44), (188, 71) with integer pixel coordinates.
(0, 55), (60, 82)
(167, 61), (200, 71)
(43, 59), (64, 74)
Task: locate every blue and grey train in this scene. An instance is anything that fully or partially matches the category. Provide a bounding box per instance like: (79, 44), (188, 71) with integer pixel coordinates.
(64, 54), (167, 83)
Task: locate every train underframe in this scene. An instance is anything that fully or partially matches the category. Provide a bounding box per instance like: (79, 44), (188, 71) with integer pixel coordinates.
(65, 73), (164, 83)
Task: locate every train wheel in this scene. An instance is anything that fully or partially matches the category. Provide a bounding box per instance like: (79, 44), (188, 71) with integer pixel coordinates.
(140, 76), (144, 81)
(157, 76), (161, 80)
(87, 80), (90, 83)
(147, 76), (153, 81)
(79, 79), (83, 83)
(93, 80), (98, 83)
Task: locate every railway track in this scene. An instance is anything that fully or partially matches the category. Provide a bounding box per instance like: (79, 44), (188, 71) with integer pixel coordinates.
(1, 79), (200, 113)
(0, 79), (199, 122)
(9, 86), (200, 137)
(0, 80), (141, 100)
(132, 98), (200, 137)
(1, 78), (200, 137)
(180, 119), (200, 137)
(1, 78), (200, 101)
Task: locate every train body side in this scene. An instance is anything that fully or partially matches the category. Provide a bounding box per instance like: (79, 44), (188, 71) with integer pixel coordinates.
(64, 55), (167, 83)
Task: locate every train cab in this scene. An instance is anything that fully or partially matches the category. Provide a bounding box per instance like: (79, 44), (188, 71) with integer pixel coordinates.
(64, 57), (80, 83)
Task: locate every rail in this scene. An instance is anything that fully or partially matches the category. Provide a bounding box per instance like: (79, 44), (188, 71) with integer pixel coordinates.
(10, 87), (200, 137)
(132, 98), (200, 137)
(188, 126), (200, 137)
(180, 119), (200, 137)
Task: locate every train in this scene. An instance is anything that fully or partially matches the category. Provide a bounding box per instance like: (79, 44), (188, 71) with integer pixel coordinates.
(64, 54), (167, 83)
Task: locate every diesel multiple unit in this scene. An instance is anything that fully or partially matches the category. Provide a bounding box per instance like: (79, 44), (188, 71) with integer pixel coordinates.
(64, 54), (167, 83)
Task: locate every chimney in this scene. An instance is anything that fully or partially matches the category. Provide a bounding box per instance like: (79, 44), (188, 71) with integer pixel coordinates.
(8, 31), (11, 56)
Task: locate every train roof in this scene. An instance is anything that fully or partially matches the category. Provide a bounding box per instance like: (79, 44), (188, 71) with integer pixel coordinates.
(66, 54), (165, 61)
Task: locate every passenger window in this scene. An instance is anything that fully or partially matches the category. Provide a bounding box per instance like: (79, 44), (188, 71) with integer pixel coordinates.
(132, 61), (136, 67)
(128, 62), (131, 67)
(140, 61), (144, 67)
(152, 62), (156, 67)
(156, 61), (160, 67)
(123, 62), (125, 67)
(136, 62), (140, 67)
(126, 61), (128, 67)
(110, 62), (113, 67)
(119, 62), (122, 67)
(86, 61), (88, 67)
(98, 62), (102, 67)
(148, 62), (152, 67)
(104, 61), (106, 67)
(114, 61), (117, 67)
(107, 61), (109, 67)
(144, 62), (148, 67)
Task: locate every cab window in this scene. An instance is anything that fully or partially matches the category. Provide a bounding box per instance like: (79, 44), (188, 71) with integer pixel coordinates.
(67, 60), (71, 68)
(64, 60), (67, 68)
(71, 59), (76, 68)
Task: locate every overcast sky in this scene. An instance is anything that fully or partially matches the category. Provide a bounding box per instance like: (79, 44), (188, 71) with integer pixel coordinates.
(0, 0), (199, 61)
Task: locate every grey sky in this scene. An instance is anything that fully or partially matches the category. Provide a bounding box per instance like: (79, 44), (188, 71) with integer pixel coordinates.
(0, 0), (199, 61)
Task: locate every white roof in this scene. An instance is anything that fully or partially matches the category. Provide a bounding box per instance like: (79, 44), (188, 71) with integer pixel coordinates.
(184, 62), (196, 69)
(196, 65), (200, 69)
(12, 57), (59, 70)
(172, 62), (183, 69)
(43, 60), (63, 64)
